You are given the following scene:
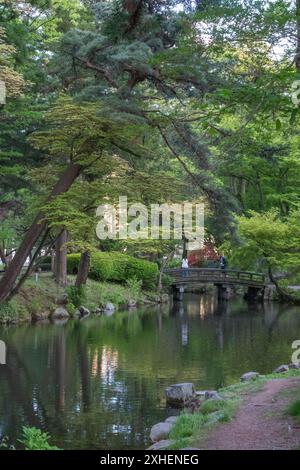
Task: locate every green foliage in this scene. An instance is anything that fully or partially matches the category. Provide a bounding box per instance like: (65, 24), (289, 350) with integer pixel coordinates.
(225, 210), (300, 285)
(170, 413), (210, 440)
(287, 400), (300, 423)
(66, 285), (87, 308)
(84, 279), (142, 309)
(161, 274), (174, 288)
(126, 277), (142, 299)
(67, 252), (158, 290)
(18, 426), (60, 451)
(0, 301), (18, 323)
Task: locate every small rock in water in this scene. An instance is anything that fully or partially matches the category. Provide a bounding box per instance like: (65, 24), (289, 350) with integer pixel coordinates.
(150, 422), (174, 443)
(240, 372), (260, 382)
(165, 383), (195, 407)
(128, 299), (137, 308)
(104, 302), (115, 312)
(147, 439), (175, 450)
(52, 307), (69, 320)
(273, 364), (289, 374)
(79, 306), (90, 317)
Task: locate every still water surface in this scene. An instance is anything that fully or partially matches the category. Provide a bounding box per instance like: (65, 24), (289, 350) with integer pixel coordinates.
(0, 294), (300, 449)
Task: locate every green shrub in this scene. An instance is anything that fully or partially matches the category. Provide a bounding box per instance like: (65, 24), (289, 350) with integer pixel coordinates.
(126, 277), (143, 299)
(0, 302), (17, 323)
(124, 257), (157, 289)
(288, 399), (300, 422)
(19, 427), (60, 450)
(38, 255), (52, 271)
(67, 252), (158, 290)
(161, 274), (173, 288)
(67, 254), (81, 275)
(66, 302), (77, 317)
(166, 258), (181, 269)
(66, 285), (87, 308)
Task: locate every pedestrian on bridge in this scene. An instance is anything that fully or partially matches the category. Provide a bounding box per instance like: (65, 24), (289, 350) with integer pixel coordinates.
(220, 254), (227, 271)
(182, 257), (189, 278)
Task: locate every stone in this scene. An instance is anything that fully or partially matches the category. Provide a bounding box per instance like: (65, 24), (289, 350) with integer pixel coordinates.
(79, 306), (90, 317)
(273, 364), (289, 373)
(204, 390), (222, 400)
(104, 302), (115, 312)
(128, 299), (137, 308)
(240, 371), (260, 382)
(165, 383), (195, 407)
(289, 362), (300, 369)
(150, 422), (174, 443)
(160, 294), (170, 303)
(195, 391), (206, 398)
(95, 308), (103, 316)
(147, 440), (175, 450)
(52, 307), (69, 320)
(165, 416), (178, 424)
(32, 310), (50, 321)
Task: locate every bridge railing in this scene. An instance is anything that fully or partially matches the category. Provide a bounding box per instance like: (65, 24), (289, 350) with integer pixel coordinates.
(164, 268), (265, 286)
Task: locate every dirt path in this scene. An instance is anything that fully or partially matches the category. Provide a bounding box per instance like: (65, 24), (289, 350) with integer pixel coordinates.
(202, 377), (300, 450)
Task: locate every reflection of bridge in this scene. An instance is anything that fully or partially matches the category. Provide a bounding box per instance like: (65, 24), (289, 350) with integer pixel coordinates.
(164, 268), (266, 301)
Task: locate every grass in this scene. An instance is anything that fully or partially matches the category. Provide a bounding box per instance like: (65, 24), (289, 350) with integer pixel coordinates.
(0, 272), (158, 323)
(83, 277), (143, 311)
(287, 400), (300, 422)
(167, 397), (241, 450)
(165, 369), (300, 450)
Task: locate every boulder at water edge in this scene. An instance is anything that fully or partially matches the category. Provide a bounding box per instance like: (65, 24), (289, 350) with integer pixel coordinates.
(289, 362), (300, 369)
(52, 307), (69, 320)
(165, 383), (195, 407)
(240, 372), (260, 382)
(104, 302), (115, 312)
(79, 306), (90, 317)
(165, 416), (178, 424)
(204, 390), (222, 400)
(150, 422), (174, 443)
(147, 439), (175, 450)
(273, 364), (289, 373)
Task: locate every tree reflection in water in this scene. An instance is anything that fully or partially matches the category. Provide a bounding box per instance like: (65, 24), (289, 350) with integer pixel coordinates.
(0, 294), (300, 449)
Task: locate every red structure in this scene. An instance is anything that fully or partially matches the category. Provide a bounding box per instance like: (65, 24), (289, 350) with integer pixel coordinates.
(187, 241), (219, 267)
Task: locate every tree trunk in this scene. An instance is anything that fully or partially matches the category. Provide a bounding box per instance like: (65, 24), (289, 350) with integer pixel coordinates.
(75, 251), (91, 288)
(51, 248), (56, 276)
(296, 0), (300, 71)
(55, 230), (68, 287)
(268, 267), (295, 303)
(0, 246), (7, 266)
(0, 163), (81, 303)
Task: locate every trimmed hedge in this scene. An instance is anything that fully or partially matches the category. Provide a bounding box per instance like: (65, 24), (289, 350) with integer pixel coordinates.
(67, 252), (158, 290)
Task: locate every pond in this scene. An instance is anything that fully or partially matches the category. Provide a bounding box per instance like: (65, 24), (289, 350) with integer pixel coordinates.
(0, 293), (300, 450)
